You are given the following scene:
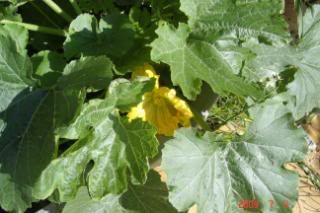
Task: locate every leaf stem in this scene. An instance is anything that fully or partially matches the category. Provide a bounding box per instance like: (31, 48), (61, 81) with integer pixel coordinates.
(189, 104), (211, 131)
(43, 0), (73, 22)
(30, 2), (60, 28)
(0, 19), (67, 36)
(68, 0), (82, 15)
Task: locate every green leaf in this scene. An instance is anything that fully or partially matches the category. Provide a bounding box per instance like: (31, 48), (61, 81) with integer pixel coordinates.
(108, 78), (155, 111)
(0, 33), (85, 212)
(0, 34), (33, 112)
(0, 24), (28, 54)
(245, 6), (320, 119)
(64, 13), (135, 59)
(149, 0), (187, 26)
(113, 40), (151, 75)
(151, 23), (263, 100)
(31, 50), (66, 87)
(63, 187), (132, 213)
(180, 0), (289, 41)
(63, 171), (176, 213)
(161, 97), (307, 212)
(0, 89), (83, 212)
(120, 170), (178, 213)
(32, 50), (66, 76)
(57, 56), (114, 90)
(34, 98), (158, 202)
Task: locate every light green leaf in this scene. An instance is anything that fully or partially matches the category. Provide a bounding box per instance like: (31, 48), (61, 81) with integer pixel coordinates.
(151, 23), (263, 100)
(245, 6), (320, 118)
(63, 187), (132, 213)
(57, 56), (114, 90)
(162, 97), (307, 213)
(34, 98), (158, 202)
(120, 170), (178, 213)
(0, 24), (28, 54)
(180, 0), (288, 41)
(108, 78), (155, 111)
(64, 13), (135, 59)
(0, 34), (33, 111)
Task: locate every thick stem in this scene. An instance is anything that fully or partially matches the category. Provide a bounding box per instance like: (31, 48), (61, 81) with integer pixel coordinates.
(43, 0), (73, 22)
(69, 0), (82, 15)
(0, 19), (67, 36)
(284, 0), (299, 42)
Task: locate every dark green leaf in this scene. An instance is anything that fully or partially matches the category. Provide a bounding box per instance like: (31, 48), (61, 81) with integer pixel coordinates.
(32, 50), (66, 76)
(64, 13), (135, 59)
(120, 170), (178, 213)
(57, 56), (114, 90)
(0, 89), (83, 212)
(76, 0), (116, 13)
(31, 50), (66, 87)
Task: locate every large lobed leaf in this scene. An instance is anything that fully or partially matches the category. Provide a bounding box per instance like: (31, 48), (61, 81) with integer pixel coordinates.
(0, 31), (114, 212)
(162, 97), (307, 213)
(33, 79), (158, 202)
(245, 6), (320, 119)
(151, 23), (263, 100)
(179, 0), (288, 41)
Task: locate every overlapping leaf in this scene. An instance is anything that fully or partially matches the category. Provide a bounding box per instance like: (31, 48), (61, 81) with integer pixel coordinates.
(62, 187), (132, 213)
(34, 80), (158, 202)
(64, 13), (135, 59)
(0, 31), (115, 211)
(120, 170), (177, 213)
(151, 23), (263, 100)
(62, 170), (176, 213)
(162, 97), (307, 213)
(108, 78), (155, 111)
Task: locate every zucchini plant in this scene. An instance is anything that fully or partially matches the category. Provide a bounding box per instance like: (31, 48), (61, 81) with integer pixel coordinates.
(0, 0), (318, 212)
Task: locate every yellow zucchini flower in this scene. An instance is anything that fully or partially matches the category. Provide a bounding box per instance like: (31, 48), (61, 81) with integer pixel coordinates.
(131, 64), (159, 88)
(127, 64), (193, 136)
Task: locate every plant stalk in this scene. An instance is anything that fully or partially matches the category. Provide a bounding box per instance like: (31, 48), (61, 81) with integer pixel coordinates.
(30, 2), (60, 28)
(0, 19), (67, 36)
(189, 104), (211, 131)
(43, 0), (73, 22)
(68, 0), (82, 15)
(284, 0), (299, 42)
